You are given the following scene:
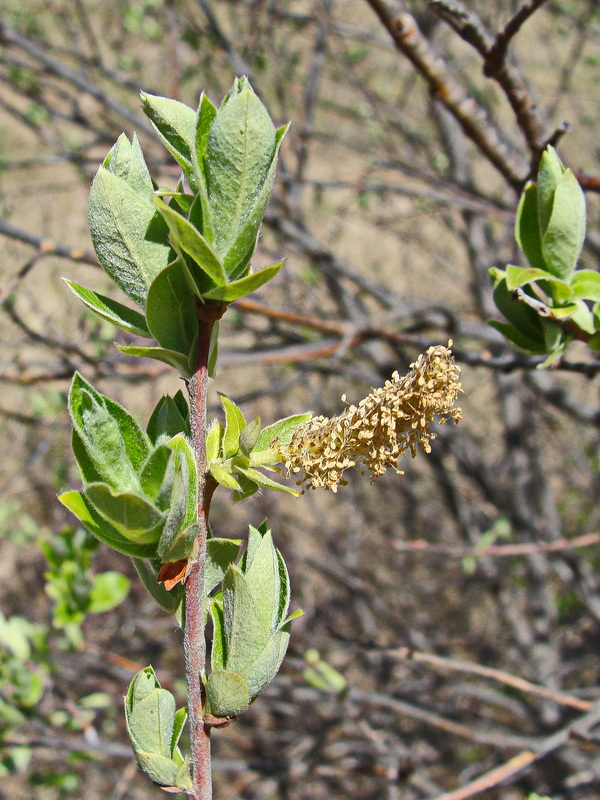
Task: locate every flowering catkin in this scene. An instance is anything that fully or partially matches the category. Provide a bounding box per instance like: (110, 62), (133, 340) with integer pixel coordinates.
(281, 344), (462, 492)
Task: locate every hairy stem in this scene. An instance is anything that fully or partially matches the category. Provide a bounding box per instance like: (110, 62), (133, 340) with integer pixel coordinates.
(184, 310), (220, 800)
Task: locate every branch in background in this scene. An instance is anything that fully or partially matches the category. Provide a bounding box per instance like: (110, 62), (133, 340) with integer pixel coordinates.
(363, 0), (528, 189)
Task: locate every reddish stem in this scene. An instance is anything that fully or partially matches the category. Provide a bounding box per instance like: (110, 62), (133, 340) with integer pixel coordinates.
(184, 305), (223, 800)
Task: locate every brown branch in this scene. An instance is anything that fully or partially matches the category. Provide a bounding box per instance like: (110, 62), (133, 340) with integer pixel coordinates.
(392, 532), (600, 559)
(363, 0), (527, 189)
(431, 701), (600, 800)
(429, 0), (551, 163)
(394, 647), (594, 712)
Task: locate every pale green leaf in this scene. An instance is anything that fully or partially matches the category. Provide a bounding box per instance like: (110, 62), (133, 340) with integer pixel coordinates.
(206, 670), (250, 717)
(219, 393), (246, 458)
(146, 261), (198, 358)
(63, 279), (151, 337)
(59, 490), (158, 558)
(84, 483), (164, 543)
(571, 269), (600, 302)
(153, 197), (226, 291)
(89, 168), (171, 307)
(140, 93), (198, 191)
(205, 538), (242, 595)
(202, 260), (284, 302)
(116, 343), (194, 377)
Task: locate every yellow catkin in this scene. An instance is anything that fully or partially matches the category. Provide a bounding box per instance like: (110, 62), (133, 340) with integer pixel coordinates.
(280, 344), (462, 492)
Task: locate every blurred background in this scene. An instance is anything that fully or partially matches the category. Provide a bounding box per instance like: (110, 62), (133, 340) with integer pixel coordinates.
(1, 1), (600, 798)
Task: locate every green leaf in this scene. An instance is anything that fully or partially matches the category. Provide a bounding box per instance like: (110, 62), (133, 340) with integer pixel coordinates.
(84, 483), (164, 543)
(242, 529), (280, 634)
(205, 538), (242, 595)
(222, 125), (289, 277)
(106, 132), (153, 195)
(489, 271), (548, 346)
(153, 197), (226, 291)
(158, 435), (198, 561)
(209, 463), (241, 490)
(63, 280), (151, 337)
(71, 429), (103, 484)
(88, 571), (130, 613)
(68, 373), (149, 491)
(140, 93), (198, 191)
(488, 320), (550, 355)
(206, 420), (224, 462)
(223, 565), (270, 674)
(238, 466), (299, 496)
(203, 260), (284, 302)
(89, 168), (171, 308)
(116, 343), (194, 377)
(210, 599), (226, 670)
(239, 417), (261, 455)
(59, 491), (158, 558)
(139, 445), (174, 509)
(515, 182), (546, 272)
(505, 265), (571, 298)
(208, 320), (219, 377)
(133, 751), (180, 788)
(537, 146), (565, 235)
(205, 77), (277, 260)
(231, 471), (260, 503)
(541, 170), (586, 278)
(253, 413), (312, 454)
(191, 93), (217, 243)
(571, 269), (600, 302)
(569, 298), (595, 334)
(206, 670), (250, 717)
(243, 627), (290, 699)
(132, 558), (184, 614)
(219, 393), (246, 458)
(147, 393), (190, 444)
(171, 706), (187, 761)
(146, 261), (198, 364)
(129, 688), (175, 759)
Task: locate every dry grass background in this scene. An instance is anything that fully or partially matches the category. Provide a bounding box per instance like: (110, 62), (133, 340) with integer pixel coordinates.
(1, 1), (600, 799)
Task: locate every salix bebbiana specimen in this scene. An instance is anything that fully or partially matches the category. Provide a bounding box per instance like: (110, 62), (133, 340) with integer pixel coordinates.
(59, 77), (462, 799)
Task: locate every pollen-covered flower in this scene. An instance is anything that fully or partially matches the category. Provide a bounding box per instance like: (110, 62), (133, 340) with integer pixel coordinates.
(281, 344), (462, 492)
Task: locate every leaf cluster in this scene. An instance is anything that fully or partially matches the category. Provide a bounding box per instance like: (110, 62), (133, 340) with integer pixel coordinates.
(490, 147), (598, 365)
(67, 77), (287, 378)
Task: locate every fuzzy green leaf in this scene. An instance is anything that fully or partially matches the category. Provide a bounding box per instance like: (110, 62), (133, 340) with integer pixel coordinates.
(209, 463), (241, 490)
(206, 670), (250, 718)
(106, 132), (153, 195)
(219, 393), (246, 458)
(146, 393), (190, 444)
(153, 197), (226, 291)
(59, 490), (158, 558)
(140, 93), (198, 191)
(146, 261), (198, 362)
(132, 558), (184, 614)
(63, 280), (151, 337)
(206, 420), (224, 462)
(116, 343), (194, 377)
(139, 445), (173, 509)
(537, 146), (565, 235)
(205, 77), (277, 260)
(158, 435), (198, 562)
(238, 466), (299, 496)
(210, 599), (226, 671)
(242, 627), (290, 699)
(89, 168), (171, 308)
(223, 565), (270, 674)
(84, 483), (164, 543)
(205, 538), (242, 595)
(202, 260), (285, 302)
(252, 413), (312, 454)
